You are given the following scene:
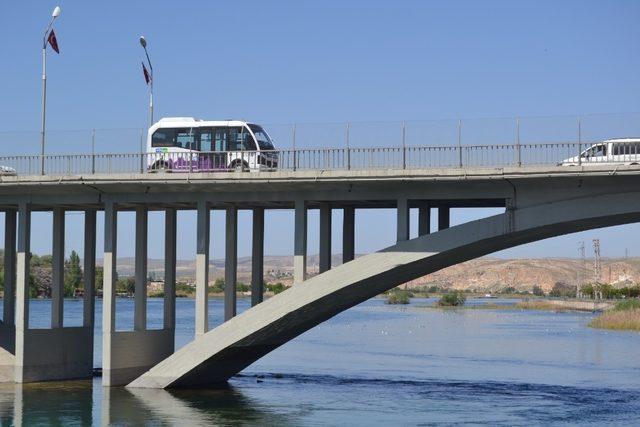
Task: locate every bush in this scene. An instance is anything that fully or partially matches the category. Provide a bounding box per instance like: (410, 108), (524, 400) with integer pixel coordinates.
(532, 285), (545, 296)
(236, 282), (250, 293)
(266, 282), (287, 294)
(437, 291), (466, 307)
(386, 289), (410, 305)
(549, 282), (576, 298)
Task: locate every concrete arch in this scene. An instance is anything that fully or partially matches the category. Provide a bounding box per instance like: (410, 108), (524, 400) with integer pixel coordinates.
(129, 190), (640, 388)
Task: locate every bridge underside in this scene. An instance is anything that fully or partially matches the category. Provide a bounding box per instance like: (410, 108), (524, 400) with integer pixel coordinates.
(129, 188), (640, 388)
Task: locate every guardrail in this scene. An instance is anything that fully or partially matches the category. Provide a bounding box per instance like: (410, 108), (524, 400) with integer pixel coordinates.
(0, 141), (638, 176)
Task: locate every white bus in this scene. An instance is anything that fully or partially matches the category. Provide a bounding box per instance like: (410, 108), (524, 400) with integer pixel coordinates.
(147, 117), (277, 171)
(561, 138), (640, 166)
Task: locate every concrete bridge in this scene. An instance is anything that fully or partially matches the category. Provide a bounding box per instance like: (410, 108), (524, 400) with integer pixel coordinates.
(0, 160), (638, 388)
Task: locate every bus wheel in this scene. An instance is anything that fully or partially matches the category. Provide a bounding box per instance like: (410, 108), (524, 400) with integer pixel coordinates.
(230, 161), (249, 172)
(151, 161), (170, 172)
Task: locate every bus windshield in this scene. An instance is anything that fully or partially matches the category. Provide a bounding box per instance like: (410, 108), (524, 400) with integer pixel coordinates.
(249, 124), (274, 150)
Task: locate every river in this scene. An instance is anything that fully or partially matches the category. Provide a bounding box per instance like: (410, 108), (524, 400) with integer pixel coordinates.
(0, 297), (639, 425)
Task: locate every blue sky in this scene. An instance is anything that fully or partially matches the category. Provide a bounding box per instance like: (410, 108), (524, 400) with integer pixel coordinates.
(1, 0), (640, 260)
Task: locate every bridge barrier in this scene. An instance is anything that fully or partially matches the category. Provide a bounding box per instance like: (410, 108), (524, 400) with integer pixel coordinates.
(0, 141), (638, 176)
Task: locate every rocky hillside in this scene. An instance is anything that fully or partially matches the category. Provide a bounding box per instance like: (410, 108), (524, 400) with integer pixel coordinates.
(110, 255), (640, 293)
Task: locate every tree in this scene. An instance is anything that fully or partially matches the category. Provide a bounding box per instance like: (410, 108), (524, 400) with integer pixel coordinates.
(532, 285), (545, 296)
(95, 266), (104, 290)
(64, 250), (83, 297)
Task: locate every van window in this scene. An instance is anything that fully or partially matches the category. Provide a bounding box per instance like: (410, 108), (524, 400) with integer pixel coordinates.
(613, 143), (639, 156)
(151, 128), (195, 149)
(583, 144), (607, 158)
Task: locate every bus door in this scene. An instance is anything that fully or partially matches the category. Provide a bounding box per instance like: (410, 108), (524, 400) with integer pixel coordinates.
(198, 127), (227, 171)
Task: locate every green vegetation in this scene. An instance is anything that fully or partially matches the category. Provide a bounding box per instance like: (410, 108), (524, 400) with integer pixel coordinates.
(532, 285), (545, 296)
(549, 282), (575, 298)
(266, 282), (287, 294)
(386, 288), (411, 305)
(589, 298), (640, 331)
(437, 291), (466, 307)
(581, 283), (640, 299)
(176, 282), (194, 297)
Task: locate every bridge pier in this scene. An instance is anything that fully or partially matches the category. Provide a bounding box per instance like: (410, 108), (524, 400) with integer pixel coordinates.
(11, 204), (93, 383)
(195, 200), (210, 336)
(225, 207), (238, 321)
(164, 209), (177, 333)
(102, 203), (175, 387)
(342, 207), (355, 263)
(135, 207), (148, 331)
(438, 206), (450, 230)
(251, 207), (264, 306)
(0, 211), (16, 381)
(294, 199), (307, 285)
(397, 198), (409, 242)
(418, 206), (430, 236)
(319, 204), (331, 273)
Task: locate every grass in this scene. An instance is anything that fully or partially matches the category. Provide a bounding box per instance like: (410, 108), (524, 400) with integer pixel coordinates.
(589, 298), (640, 331)
(589, 309), (640, 331)
(514, 300), (567, 311)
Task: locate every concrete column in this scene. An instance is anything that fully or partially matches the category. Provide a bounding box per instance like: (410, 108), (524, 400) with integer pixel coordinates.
(83, 210), (96, 328)
(3, 211), (16, 326)
(102, 201), (117, 385)
(251, 207), (264, 307)
(225, 207), (238, 321)
(195, 200), (210, 337)
(438, 207), (450, 231)
(319, 205), (332, 273)
(15, 203), (30, 334)
(418, 206), (430, 236)
(164, 208), (177, 331)
(51, 207), (65, 328)
(397, 198), (409, 242)
(294, 199), (307, 285)
(134, 207), (148, 331)
(342, 207), (355, 264)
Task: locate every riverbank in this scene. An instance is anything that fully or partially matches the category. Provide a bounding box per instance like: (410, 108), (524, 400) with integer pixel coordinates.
(589, 299), (640, 331)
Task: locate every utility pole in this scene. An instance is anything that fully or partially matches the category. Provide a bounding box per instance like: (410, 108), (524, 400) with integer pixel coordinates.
(577, 241), (585, 298)
(593, 239), (602, 299)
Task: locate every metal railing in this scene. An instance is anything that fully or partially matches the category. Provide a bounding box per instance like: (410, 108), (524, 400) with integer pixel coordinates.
(0, 141), (638, 176)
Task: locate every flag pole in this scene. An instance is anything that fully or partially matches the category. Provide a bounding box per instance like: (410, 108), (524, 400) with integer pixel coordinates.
(140, 36), (153, 128)
(40, 6), (61, 175)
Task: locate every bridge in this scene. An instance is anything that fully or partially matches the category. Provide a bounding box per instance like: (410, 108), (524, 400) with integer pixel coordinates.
(0, 142), (638, 388)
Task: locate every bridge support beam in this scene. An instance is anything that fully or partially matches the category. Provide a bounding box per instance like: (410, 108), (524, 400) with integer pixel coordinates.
(51, 208), (65, 328)
(164, 209), (177, 333)
(0, 210), (16, 381)
(83, 210), (96, 330)
(294, 199), (307, 285)
(225, 207), (237, 321)
(319, 205), (331, 273)
(102, 202), (118, 386)
(397, 198), (409, 242)
(342, 207), (355, 263)
(418, 206), (430, 236)
(195, 200), (210, 336)
(251, 207), (264, 306)
(135, 207), (148, 331)
(3, 211), (16, 327)
(438, 207), (450, 231)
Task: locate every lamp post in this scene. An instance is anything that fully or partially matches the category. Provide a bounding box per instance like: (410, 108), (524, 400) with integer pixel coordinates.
(139, 36), (154, 127)
(40, 5), (61, 175)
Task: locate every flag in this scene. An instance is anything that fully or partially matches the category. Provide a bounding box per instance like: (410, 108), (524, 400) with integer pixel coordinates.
(142, 62), (151, 85)
(47, 30), (59, 54)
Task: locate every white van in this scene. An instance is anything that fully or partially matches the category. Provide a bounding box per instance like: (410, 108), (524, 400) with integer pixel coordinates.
(561, 138), (640, 166)
(146, 117), (277, 171)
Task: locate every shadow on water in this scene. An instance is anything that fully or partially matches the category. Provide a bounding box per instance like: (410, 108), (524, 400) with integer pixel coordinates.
(0, 379), (292, 426)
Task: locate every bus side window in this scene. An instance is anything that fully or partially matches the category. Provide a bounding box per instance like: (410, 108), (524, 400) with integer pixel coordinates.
(152, 129), (175, 147)
(229, 127), (256, 150)
(213, 128), (228, 151)
(199, 128), (213, 152)
(175, 128), (196, 150)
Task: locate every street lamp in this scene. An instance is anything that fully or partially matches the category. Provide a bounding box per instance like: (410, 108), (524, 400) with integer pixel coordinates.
(40, 5), (61, 175)
(139, 36), (154, 127)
